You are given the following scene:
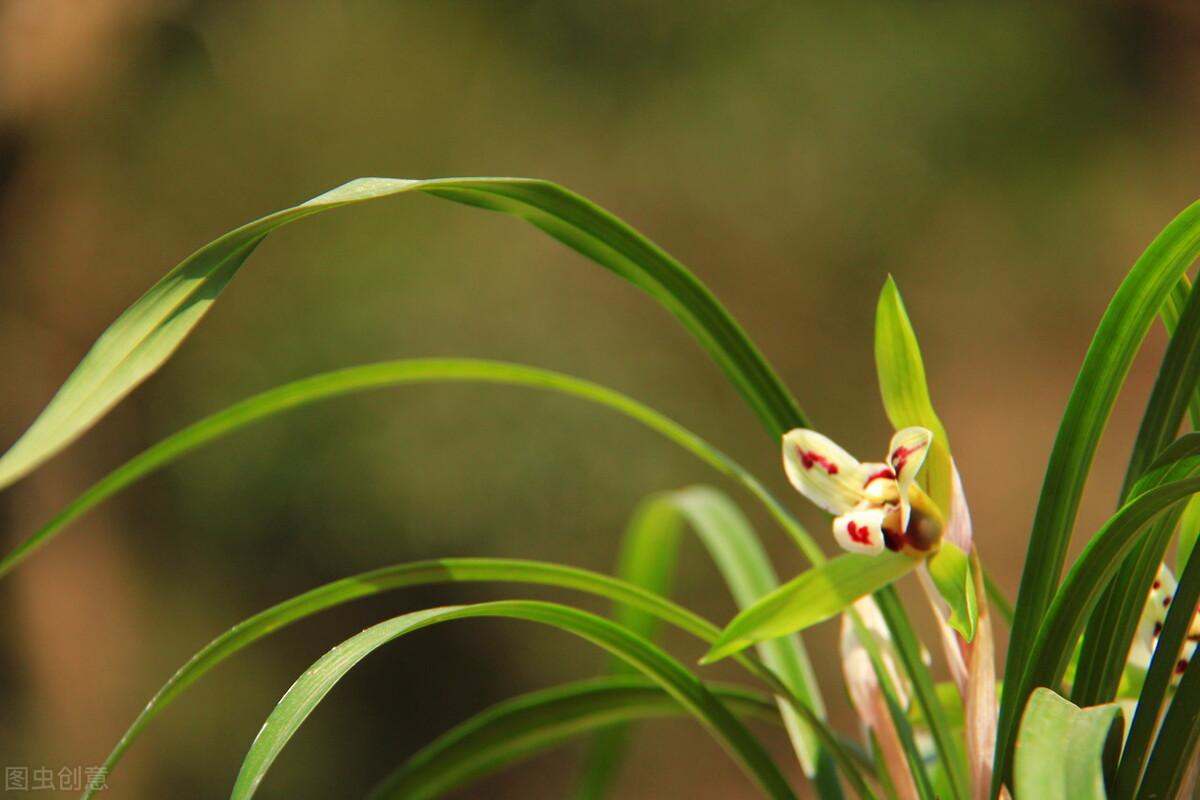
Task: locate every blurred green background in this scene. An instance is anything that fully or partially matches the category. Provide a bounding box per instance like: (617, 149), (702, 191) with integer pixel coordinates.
(2, 1), (1199, 797)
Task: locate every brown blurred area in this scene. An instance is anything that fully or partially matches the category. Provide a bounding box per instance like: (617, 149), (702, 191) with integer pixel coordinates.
(2, 1), (1200, 797)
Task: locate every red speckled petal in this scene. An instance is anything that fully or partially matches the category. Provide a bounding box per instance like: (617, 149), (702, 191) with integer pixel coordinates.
(782, 428), (869, 515)
(833, 506), (889, 555)
(887, 426), (933, 530)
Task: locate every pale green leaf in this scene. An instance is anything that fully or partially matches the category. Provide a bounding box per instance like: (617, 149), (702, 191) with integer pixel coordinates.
(702, 552), (918, 664)
(0, 176), (807, 492)
(926, 542), (977, 641)
(1014, 688), (1122, 800)
(367, 677), (779, 800)
(229, 601), (797, 800)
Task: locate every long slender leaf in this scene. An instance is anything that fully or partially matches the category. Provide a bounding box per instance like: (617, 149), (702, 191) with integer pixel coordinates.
(1137, 676), (1200, 798)
(1014, 688), (1123, 800)
(1135, 574), (1200, 799)
(366, 676), (778, 800)
(1, 357), (824, 579)
(874, 275), (953, 511)
(86, 557), (870, 799)
(0, 176), (806, 492)
(874, 277), (977, 642)
(1074, 437), (1200, 707)
(1159, 275), (1200, 429)
(1073, 278), (1200, 706)
(576, 496), (688, 800)
(229, 600), (798, 800)
(1114, 520), (1200, 796)
(580, 487), (839, 800)
(1121, 275), (1200, 497)
(1013, 474), (1200, 750)
(874, 586), (970, 800)
(996, 199), (1200, 793)
(703, 552), (918, 664)
(1162, 275), (1200, 571)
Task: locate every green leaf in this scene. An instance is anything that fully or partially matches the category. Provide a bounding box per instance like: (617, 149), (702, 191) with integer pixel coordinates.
(1177, 494), (1200, 569)
(874, 275), (953, 511)
(873, 586), (970, 800)
(1074, 277), (1200, 706)
(996, 198), (1200, 794)
(366, 677), (779, 800)
(1014, 688), (1123, 800)
(1114, 505), (1200, 796)
(875, 277), (976, 641)
(581, 487), (840, 800)
(229, 601), (797, 800)
(1121, 276), (1200, 498)
(926, 542), (977, 641)
(1073, 434), (1200, 706)
(85, 557), (870, 800)
(1159, 275), (1200, 429)
(702, 551), (918, 664)
(0, 177), (806, 492)
(0, 357), (824, 580)
(1009, 472), (1200, 767)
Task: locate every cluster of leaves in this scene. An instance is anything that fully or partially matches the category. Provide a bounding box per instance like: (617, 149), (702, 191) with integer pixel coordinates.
(2, 176), (1200, 798)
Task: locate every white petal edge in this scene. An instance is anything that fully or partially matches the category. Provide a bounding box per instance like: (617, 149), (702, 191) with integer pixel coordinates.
(887, 426), (933, 530)
(833, 506), (888, 556)
(782, 428), (868, 515)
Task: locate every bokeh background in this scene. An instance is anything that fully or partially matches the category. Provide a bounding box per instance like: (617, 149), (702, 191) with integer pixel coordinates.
(2, 2), (1199, 797)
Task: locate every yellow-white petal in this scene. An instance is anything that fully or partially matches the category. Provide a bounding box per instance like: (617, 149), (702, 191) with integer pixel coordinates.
(833, 506), (889, 555)
(887, 426), (933, 530)
(782, 428), (868, 515)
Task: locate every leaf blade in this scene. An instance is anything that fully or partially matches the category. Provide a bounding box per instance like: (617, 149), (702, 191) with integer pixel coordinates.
(1014, 688), (1123, 800)
(0, 177), (806, 491)
(996, 199), (1200, 793)
(1, 358), (824, 579)
(703, 551), (918, 663)
(367, 677), (778, 800)
(228, 600), (797, 800)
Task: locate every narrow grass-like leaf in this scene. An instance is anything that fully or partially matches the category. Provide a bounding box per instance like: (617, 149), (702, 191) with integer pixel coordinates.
(1162, 274), (1200, 570)
(583, 487), (839, 799)
(1137, 689), (1200, 798)
(1135, 591), (1200, 799)
(1010, 473), (1200, 767)
(576, 496), (688, 800)
(366, 676), (778, 800)
(1121, 274), (1200, 497)
(1074, 277), (1200, 705)
(671, 488), (831, 772)
(874, 275), (953, 511)
(0, 177), (806, 491)
(1160, 276), (1200, 428)
(1014, 688), (1123, 800)
(228, 601), (798, 800)
(873, 586), (970, 800)
(1114, 520), (1200, 796)
(996, 199), (1200, 793)
(1074, 435), (1200, 705)
(875, 277), (976, 642)
(703, 552), (918, 664)
(87, 557), (870, 799)
(1177, 497), (1200, 569)
(1, 358), (824, 579)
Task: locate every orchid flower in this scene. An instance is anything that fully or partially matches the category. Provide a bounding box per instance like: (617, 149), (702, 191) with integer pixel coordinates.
(1128, 563), (1200, 684)
(782, 426), (943, 556)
